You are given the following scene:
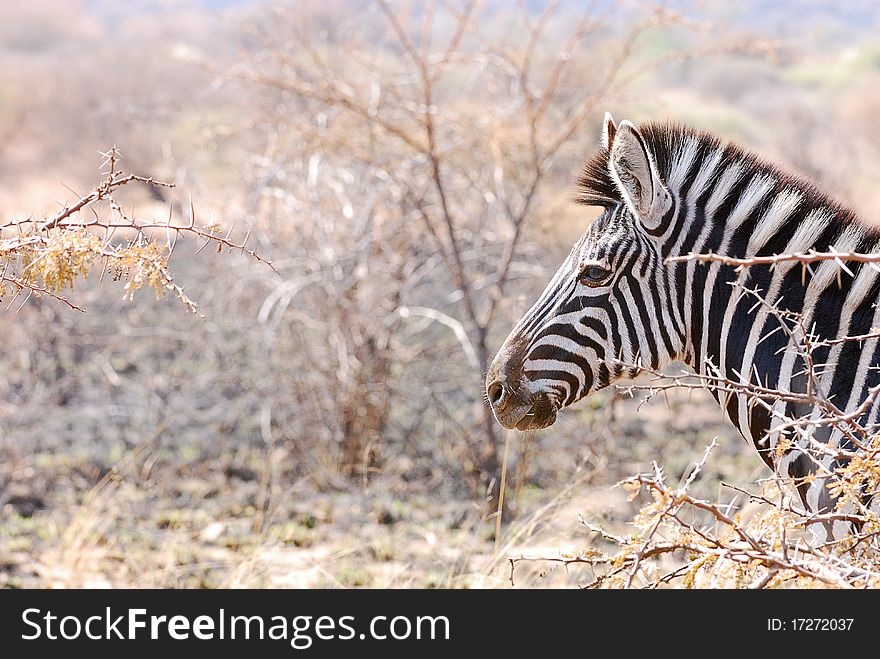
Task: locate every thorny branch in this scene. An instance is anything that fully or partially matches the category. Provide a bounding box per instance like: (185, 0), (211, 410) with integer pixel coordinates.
(0, 147), (271, 312)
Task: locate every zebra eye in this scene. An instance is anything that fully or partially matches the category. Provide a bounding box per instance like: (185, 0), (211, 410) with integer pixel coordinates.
(578, 264), (612, 286)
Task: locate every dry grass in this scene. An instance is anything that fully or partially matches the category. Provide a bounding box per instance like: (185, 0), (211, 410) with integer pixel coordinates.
(1, 381), (756, 589)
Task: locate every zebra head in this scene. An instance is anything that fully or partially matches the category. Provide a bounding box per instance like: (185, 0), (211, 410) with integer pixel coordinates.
(486, 114), (681, 430)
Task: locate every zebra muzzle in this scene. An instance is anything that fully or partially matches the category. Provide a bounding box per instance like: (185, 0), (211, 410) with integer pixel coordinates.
(486, 383), (557, 431)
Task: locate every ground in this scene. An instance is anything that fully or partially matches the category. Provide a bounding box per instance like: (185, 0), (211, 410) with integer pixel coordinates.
(0, 384), (760, 589)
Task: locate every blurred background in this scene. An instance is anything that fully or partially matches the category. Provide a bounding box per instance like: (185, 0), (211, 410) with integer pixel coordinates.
(2, 0), (880, 588)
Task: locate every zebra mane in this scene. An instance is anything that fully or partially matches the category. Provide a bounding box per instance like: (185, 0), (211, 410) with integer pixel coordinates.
(574, 121), (862, 231)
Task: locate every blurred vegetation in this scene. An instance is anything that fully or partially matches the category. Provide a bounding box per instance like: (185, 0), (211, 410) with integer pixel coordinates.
(1, 0), (880, 588)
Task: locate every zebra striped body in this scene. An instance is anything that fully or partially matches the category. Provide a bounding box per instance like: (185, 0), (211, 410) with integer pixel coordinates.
(486, 115), (880, 539)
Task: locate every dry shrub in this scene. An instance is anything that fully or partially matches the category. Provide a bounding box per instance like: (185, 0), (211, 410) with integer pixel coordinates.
(512, 440), (880, 589)
(215, 0), (764, 496)
(0, 146), (268, 313)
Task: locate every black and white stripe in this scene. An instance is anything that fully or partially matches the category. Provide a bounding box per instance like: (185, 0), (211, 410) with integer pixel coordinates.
(488, 114), (880, 540)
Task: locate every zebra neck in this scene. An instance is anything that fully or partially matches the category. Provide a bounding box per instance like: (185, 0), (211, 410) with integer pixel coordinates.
(654, 143), (873, 454)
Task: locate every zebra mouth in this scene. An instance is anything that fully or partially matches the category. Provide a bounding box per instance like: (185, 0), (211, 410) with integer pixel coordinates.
(491, 393), (557, 431)
(514, 395), (557, 431)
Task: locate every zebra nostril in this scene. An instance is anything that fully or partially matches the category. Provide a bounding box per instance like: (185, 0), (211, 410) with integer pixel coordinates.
(487, 381), (507, 407)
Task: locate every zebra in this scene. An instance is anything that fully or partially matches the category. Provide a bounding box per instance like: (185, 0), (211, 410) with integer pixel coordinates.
(485, 113), (880, 540)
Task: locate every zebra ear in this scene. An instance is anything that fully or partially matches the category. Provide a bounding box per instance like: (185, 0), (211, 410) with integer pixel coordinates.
(601, 112), (617, 151)
(608, 120), (670, 229)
